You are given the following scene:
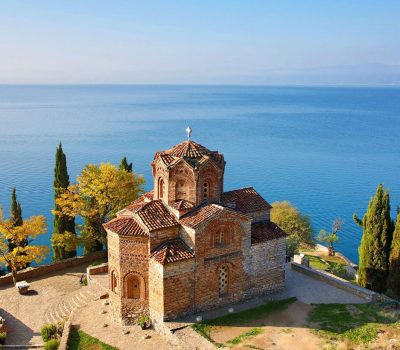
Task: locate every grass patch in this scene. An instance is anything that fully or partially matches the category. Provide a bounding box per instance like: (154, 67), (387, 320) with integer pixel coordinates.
(192, 297), (296, 347)
(68, 327), (118, 350)
(309, 303), (399, 345)
(305, 255), (330, 270)
(226, 327), (263, 346)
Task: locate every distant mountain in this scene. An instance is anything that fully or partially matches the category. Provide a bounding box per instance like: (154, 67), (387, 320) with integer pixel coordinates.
(219, 63), (400, 86)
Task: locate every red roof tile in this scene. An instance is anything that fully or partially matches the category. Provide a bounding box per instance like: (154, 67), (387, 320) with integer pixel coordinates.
(125, 191), (153, 211)
(151, 238), (194, 265)
(171, 200), (195, 211)
(222, 187), (272, 213)
(165, 140), (212, 158)
(137, 200), (179, 231)
(251, 220), (287, 244)
(103, 217), (147, 237)
(180, 204), (224, 228)
(153, 140), (225, 169)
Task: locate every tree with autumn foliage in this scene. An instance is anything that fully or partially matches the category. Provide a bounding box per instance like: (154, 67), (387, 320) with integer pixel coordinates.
(0, 207), (49, 285)
(54, 163), (145, 254)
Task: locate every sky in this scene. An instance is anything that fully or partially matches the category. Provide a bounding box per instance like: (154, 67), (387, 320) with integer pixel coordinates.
(0, 1), (400, 85)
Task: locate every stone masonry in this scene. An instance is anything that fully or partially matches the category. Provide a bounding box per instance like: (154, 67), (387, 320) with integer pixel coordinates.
(103, 135), (287, 325)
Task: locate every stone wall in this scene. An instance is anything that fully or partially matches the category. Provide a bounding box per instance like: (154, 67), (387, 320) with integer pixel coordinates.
(291, 262), (376, 301)
(245, 237), (286, 296)
(0, 251), (107, 286)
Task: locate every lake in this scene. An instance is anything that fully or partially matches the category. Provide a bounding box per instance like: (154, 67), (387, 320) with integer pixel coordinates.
(0, 85), (399, 264)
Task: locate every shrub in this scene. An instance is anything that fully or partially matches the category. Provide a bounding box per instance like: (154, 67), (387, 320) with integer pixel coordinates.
(44, 339), (60, 350)
(0, 331), (7, 345)
(88, 260), (101, 267)
(137, 314), (150, 328)
(41, 323), (57, 342)
(330, 264), (351, 280)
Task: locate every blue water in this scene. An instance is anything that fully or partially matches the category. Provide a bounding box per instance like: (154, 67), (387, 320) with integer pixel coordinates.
(0, 85), (399, 264)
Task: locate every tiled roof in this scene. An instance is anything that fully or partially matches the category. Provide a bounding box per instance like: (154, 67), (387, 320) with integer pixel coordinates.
(153, 140), (225, 169)
(171, 200), (195, 211)
(165, 140), (212, 158)
(180, 203), (224, 228)
(221, 187), (272, 213)
(137, 200), (179, 231)
(125, 191), (153, 211)
(251, 220), (287, 244)
(151, 238), (194, 265)
(103, 217), (147, 237)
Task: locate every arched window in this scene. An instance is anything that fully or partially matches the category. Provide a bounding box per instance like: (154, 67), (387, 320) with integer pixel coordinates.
(111, 270), (118, 293)
(214, 231), (225, 246)
(219, 266), (229, 295)
(175, 180), (187, 201)
(158, 178), (164, 199)
(126, 275), (141, 299)
(203, 182), (209, 200)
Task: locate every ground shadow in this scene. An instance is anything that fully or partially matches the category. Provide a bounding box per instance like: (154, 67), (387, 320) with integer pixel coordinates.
(23, 289), (39, 296)
(0, 308), (36, 345)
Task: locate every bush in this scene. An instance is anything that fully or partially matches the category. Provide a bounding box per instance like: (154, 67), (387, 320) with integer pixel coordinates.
(0, 331), (7, 345)
(137, 314), (150, 328)
(330, 264), (351, 280)
(44, 339), (60, 350)
(41, 323), (57, 342)
(88, 260), (101, 267)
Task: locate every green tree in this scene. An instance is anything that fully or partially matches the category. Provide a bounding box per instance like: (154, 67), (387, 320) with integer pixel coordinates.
(318, 218), (343, 256)
(286, 235), (300, 258)
(119, 156), (133, 172)
(387, 211), (400, 298)
(8, 188), (29, 270)
(353, 184), (393, 293)
(271, 201), (315, 247)
(11, 188), (23, 227)
(52, 143), (76, 260)
(54, 163), (145, 254)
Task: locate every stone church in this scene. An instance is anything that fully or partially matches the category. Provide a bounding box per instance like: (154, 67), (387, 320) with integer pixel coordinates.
(104, 129), (287, 325)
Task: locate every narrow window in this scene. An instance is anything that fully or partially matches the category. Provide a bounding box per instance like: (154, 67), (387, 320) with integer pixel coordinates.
(158, 178), (164, 199)
(219, 266), (229, 295)
(111, 270), (118, 293)
(203, 182), (209, 200)
(214, 231), (225, 246)
(126, 275), (141, 299)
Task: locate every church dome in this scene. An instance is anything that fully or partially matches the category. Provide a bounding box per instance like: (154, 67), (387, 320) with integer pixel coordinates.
(165, 140), (212, 159)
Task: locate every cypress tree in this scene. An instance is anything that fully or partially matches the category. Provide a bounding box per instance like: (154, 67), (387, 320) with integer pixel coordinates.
(119, 156), (133, 172)
(353, 184), (393, 293)
(8, 188), (29, 269)
(11, 188), (23, 227)
(53, 143), (76, 260)
(387, 211), (400, 298)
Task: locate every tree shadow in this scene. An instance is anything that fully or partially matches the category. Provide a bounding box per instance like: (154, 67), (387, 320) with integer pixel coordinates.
(0, 308), (36, 345)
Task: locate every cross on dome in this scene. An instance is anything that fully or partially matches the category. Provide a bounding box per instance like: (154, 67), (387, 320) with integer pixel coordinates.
(186, 126), (192, 140)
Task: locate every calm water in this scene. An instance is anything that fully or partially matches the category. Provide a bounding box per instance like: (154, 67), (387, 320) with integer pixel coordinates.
(0, 85), (399, 264)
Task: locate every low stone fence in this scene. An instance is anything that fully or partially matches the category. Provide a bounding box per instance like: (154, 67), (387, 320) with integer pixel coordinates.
(291, 262), (376, 301)
(58, 310), (75, 350)
(87, 262), (108, 276)
(0, 251), (107, 286)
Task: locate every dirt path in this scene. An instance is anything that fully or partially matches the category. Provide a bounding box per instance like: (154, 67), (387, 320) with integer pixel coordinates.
(210, 301), (323, 350)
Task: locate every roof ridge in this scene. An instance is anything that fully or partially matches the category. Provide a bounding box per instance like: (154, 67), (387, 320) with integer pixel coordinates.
(223, 186), (254, 193)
